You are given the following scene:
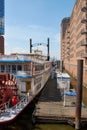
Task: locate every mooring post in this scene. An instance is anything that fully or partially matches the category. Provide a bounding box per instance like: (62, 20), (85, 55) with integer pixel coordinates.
(75, 60), (83, 130)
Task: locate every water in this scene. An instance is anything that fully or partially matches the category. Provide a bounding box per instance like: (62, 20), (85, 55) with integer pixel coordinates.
(34, 124), (87, 130)
(34, 124), (74, 130)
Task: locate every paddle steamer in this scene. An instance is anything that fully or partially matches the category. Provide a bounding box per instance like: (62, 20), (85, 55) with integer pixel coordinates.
(0, 52), (51, 124)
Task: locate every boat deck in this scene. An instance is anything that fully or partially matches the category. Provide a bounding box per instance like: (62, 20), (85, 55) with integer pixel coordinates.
(0, 95), (33, 124)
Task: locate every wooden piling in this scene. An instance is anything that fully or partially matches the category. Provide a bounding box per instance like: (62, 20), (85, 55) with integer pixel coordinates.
(75, 60), (83, 130)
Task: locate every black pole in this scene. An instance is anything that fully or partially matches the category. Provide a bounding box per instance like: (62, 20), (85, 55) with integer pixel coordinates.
(75, 60), (83, 130)
(30, 38), (32, 53)
(47, 38), (50, 61)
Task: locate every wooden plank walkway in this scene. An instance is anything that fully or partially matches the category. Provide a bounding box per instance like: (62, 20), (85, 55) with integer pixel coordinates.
(38, 77), (62, 102)
(33, 77), (87, 126)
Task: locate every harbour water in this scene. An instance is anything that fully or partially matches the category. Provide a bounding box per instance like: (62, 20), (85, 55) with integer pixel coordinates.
(33, 124), (87, 130)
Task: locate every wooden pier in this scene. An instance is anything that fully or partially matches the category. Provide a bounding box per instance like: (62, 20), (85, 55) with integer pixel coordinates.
(33, 77), (87, 127)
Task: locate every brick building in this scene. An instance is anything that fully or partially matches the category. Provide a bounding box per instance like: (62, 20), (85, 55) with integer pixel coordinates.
(61, 0), (87, 86)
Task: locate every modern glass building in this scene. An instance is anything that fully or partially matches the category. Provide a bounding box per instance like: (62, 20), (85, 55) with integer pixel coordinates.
(0, 0), (4, 35)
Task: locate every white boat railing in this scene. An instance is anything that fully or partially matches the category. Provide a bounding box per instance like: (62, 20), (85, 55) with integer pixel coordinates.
(16, 71), (32, 76)
(0, 95), (29, 118)
(0, 101), (10, 111)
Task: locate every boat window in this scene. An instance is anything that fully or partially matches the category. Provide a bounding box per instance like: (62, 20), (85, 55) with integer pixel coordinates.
(24, 64), (29, 71)
(6, 65), (11, 73)
(1, 65), (5, 72)
(12, 65), (16, 73)
(28, 63), (31, 71)
(35, 64), (44, 71)
(17, 65), (22, 71)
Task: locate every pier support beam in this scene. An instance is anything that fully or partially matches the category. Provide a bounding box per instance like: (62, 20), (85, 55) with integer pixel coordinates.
(75, 60), (83, 130)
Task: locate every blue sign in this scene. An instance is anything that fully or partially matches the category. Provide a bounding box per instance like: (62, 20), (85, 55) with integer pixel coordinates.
(0, 0), (4, 35)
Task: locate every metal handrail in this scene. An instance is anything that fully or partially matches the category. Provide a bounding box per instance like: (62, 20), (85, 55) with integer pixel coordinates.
(16, 70), (32, 76)
(0, 101), (10, 111)
(0, 95), (29, 117)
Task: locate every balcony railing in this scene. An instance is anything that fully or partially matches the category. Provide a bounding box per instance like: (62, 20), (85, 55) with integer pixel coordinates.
(81, 42), (87, 46)
(67, 36), (70, 39)
(81, 6), (87, 12)
(67, 47), (70, 49)
(81, 30), (87, 35)
(81, 19), (87, 23)
(67, 31), (70, 33)
(67, 52), (70, 55)
(81, 53), (87, 58)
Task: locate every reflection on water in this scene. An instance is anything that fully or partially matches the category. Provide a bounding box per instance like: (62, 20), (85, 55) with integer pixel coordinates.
(34, 124), (74, 130)
(34, 124), (87, 130)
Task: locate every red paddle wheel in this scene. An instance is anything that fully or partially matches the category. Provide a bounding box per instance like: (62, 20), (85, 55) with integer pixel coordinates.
(0, 91), (4, 104)
(3, 88), (13, 102)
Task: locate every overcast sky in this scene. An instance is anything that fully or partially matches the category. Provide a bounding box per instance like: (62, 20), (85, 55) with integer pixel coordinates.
(5, 0), (76, 59)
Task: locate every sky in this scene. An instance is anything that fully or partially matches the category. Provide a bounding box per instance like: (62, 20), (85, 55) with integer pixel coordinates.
(5, 0), (76, 60)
